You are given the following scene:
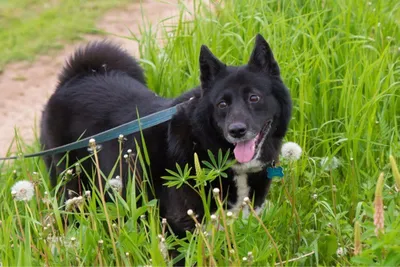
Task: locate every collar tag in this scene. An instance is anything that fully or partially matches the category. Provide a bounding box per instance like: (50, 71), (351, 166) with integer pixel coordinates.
(267, 166), (284, 179)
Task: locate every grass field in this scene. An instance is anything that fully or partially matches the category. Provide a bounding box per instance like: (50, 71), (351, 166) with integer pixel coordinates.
(0, 0), (130, 71)
(1, 0), (400, 266)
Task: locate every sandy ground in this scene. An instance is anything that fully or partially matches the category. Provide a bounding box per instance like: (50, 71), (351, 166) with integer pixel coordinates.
(0, 0), (199, 156)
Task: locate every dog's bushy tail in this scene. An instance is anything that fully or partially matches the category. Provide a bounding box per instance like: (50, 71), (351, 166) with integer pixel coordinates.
(58, 41), (146, 88)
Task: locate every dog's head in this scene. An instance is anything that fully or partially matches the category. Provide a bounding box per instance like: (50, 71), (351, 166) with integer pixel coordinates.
(197, 34), (292, 165)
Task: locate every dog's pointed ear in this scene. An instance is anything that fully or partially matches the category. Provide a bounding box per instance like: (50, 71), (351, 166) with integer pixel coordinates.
(248, 34), (280, 76)
(199, 45), (225, 92)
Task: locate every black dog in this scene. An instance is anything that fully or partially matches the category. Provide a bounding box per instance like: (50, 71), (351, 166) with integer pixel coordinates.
(40, 34), (292, 236)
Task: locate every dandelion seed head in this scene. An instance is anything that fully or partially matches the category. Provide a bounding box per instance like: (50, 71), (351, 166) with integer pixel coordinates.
(159, 239), (168, 260)
(89, 138), (96, 146)
(108, 178), (123, 192)
(212, 188), (220, 195)
(321, 156), (340, 171)
(11, 180), (35, 201)
(336, 247), (346, 257)
(281, 142), (302, 161)
(65, 196), (84, 211)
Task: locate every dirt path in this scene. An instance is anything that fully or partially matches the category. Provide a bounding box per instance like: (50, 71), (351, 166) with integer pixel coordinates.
(0, 0), (196, 156)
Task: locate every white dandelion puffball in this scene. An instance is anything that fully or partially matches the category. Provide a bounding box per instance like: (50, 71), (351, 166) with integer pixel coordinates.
(11, 180), (35, 201)
(281, 142), (302, 161)
(109, 177), (123, 192)
(65, 196), (84, 211)
(321, 156), (340, 171)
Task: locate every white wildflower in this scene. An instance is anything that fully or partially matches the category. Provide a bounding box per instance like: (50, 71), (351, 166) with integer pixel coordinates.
(159, 238), (168, 260)
(312, 194), (318, 200)
(11, 180), (35, 201)
(336, 247), (346, 257)
(88, 138), (96, 146)
(65, 196), (84, 211)
(108, 177), (123, 192)
(281, 142), (302, 161)
(187, 209), (194, 216)
(213, 188), (220, 196)
(321, 156), (340, 171)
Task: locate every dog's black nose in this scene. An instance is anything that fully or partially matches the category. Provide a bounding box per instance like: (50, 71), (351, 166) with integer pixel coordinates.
(228, 122), (247, 138)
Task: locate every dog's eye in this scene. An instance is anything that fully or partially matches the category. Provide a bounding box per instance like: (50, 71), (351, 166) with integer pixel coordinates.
(217, 101), (228, 109)
(249, 95), (260, 103)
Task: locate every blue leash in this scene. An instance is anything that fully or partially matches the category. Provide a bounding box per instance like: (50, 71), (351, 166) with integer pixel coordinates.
(0, 103), (182, 161)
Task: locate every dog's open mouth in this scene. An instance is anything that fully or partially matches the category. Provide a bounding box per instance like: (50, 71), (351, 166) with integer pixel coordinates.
(233, 120), (273, 163)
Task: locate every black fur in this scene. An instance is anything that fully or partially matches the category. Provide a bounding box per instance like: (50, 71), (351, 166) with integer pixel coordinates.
(40, 35), (292, 237)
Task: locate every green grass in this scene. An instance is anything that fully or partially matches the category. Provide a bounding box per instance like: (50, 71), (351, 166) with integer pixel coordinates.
(0, 0), (130, 71)
(1, 0), (400, 265)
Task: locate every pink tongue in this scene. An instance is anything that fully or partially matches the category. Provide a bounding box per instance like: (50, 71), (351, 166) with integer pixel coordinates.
(234, 138), (256, 163)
